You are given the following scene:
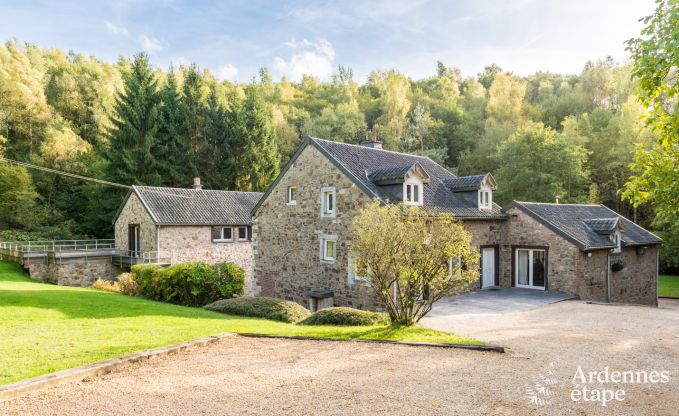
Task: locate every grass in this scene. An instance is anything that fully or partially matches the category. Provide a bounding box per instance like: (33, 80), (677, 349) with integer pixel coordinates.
(659, 274), (679, 298)
(0, 261), (481, 386)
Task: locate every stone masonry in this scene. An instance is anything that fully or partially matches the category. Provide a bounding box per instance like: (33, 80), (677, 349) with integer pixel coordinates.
(114, 193), (157, 254)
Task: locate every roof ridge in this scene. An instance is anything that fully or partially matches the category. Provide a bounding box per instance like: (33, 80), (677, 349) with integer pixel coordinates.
(136, 185), (262, 195)
(309, 137), (431, 160)
(514, 201), (602, 207)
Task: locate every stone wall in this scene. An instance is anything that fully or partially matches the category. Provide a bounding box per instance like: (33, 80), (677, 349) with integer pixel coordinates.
(462, 219), (507, 290)
(253, 144), (381, 310)
(114, 192), (157, 254)
(47, 257), (124, 287)
(609, 245), (658, 306)
(158, 226), (255, 295)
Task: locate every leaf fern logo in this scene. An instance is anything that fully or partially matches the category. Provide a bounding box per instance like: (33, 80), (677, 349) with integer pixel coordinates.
(526, 362), (558, 406)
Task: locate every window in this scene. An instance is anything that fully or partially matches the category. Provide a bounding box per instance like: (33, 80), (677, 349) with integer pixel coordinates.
(611, 231), (622, 253)
(214, 226), (233, 242)
(348, 253), (370, 285)
(238, 226), (248, 241)
(479, 188), (492, 209)
(405, 184), (419, 204)
(320, 235), (338, 263)
(287, 186), (297, 205)
(321, 187), (336, 217)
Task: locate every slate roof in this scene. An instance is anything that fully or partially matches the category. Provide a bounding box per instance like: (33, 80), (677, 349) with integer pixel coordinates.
(366, 163), (421, 185)
(123, 186), (262, 226)
(507, 201), (663, 251)
(445, 174), (492, 192)
(253, 137), (505, 219)
(583, 218), (620, 235)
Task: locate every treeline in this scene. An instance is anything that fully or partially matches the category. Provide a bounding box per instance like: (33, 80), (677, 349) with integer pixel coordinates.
(0, 40), (656, 240)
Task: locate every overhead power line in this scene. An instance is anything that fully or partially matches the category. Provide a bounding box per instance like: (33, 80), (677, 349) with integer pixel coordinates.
(0, 156), (131, 189)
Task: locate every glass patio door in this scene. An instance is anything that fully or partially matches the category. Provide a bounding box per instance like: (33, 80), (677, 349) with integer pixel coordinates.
(515, 249), (546, 289)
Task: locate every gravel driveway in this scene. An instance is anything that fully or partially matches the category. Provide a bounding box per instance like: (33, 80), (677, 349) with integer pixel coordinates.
(2, 300), (678, 416)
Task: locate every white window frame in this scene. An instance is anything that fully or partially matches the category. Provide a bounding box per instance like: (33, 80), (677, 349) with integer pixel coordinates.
(611, 230), (622, 253)
(287, 186), (297, 205)
(347, 252), (370, 285)
(237, 226), (248, 241)
(321, 186), (336, 218)
(478, 186), (492, 210)
(320, 234), (338, 263)
(214, 226), (233, 242)
(403, 179), (424, 206)
(515, 248), (546, 290)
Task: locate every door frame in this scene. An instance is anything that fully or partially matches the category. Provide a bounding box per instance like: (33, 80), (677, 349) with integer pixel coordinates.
(479, 244), (500, 288)
(511, 245), (549, 290)
(128, 224), (140, 258)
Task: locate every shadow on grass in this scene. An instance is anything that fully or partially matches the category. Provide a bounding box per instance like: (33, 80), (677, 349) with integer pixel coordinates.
(0, 262), (34, 282)
(0, 289), (229, 320)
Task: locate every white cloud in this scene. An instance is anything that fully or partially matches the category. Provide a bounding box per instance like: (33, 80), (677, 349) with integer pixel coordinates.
(217, 64), (239, 81)
(139, 34), (163, 54)
(273, 38), (335, 81)
(105, 21), (129, 36)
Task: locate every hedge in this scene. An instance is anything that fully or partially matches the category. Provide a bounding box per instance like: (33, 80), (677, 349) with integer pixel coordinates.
(299, 307), (389, 326)
(204, 297), (310, 323)
(131, 262), (244, 307)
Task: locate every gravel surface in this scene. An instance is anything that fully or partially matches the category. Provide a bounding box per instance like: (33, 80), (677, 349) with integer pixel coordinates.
(3, 300), (678, 416)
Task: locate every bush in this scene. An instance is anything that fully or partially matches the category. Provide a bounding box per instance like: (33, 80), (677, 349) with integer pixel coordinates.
(131, 262), (245, 307)
(299, 307), (389, 326)
(131, 264), (162, 299)
(91, 279), (119, 293)
(204, 297), (310, 323)
(213, 262), (245, 299)
(116, 273), (140, 296)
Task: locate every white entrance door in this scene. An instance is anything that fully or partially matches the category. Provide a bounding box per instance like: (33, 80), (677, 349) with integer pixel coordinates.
(515, 249), (546, 289)
(481, 247), (495, 288)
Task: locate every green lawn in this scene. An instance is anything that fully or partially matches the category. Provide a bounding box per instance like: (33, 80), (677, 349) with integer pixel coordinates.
(0, 261), (480, 386)
(659, 274), (679, 298)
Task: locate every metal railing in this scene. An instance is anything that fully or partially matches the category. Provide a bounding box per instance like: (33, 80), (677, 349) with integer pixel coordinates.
(111, 250), (173, 267)
(0, 239), (115, 253)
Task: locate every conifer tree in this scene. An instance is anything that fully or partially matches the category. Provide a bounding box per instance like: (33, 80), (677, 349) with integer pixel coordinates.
(154, 70), (190, 186)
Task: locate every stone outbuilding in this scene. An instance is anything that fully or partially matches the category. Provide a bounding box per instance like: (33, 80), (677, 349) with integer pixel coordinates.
(113, 181), (262, 294)
(504, 202), (663, 305)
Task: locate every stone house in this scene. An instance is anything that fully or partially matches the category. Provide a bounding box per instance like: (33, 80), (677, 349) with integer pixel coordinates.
(251, 137), (662, 309)
(113, 180), (262, 294)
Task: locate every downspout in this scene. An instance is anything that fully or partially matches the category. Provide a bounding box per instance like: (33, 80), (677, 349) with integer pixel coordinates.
(606, 250), (611, 303)
(656, 248), (660, 307)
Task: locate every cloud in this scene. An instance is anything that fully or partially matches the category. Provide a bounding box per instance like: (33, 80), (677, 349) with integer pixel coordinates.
(105, 21), (129, 36)
(217, 64), (239, 81)
(273, 38), (335, 81)
(139, 34), (163, 53)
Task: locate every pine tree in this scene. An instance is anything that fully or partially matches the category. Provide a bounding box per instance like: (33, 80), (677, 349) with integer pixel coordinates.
(154, 70), (190, 186)
(105, 53), (161, 186)
(201, 90), (229, 189)
(180, 64), (207, 176)
(238, 86), (280, 191)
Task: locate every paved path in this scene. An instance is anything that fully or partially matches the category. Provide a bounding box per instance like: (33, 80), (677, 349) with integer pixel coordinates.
(3, 300), (678, 416)
(424, 288), (575, 319)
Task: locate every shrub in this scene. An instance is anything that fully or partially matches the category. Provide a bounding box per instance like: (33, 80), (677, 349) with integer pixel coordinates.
(91, 279), (119, 292)
(132, 262), (246, 307)
(213, 262), (245, 299)
(131, 264), (163, 299)
(299, 307), (389, 326)
(116, 273), (140, 296)
(204, 297), (310, 323)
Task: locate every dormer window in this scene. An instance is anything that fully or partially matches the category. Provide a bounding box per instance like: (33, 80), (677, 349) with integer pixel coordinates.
(404, 182), (423, 206)
(611, 230), (622, 253)
(479, 188), (492, 210)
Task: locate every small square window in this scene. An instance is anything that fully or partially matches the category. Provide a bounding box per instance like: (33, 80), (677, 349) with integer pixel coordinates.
(288, 186), (297, 205)
(238, 226), (248, 241)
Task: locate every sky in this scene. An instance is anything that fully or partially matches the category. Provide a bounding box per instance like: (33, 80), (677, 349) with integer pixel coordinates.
(0, 0), (655, 83)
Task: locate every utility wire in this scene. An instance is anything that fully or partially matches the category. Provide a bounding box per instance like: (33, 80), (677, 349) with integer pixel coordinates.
(0, 156), (131, 189)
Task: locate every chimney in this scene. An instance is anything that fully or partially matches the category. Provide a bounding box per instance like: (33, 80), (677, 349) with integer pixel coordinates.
(193, 177), (202, 190)
(555, 195), (560, 204)
(362, 135), (383, 150)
